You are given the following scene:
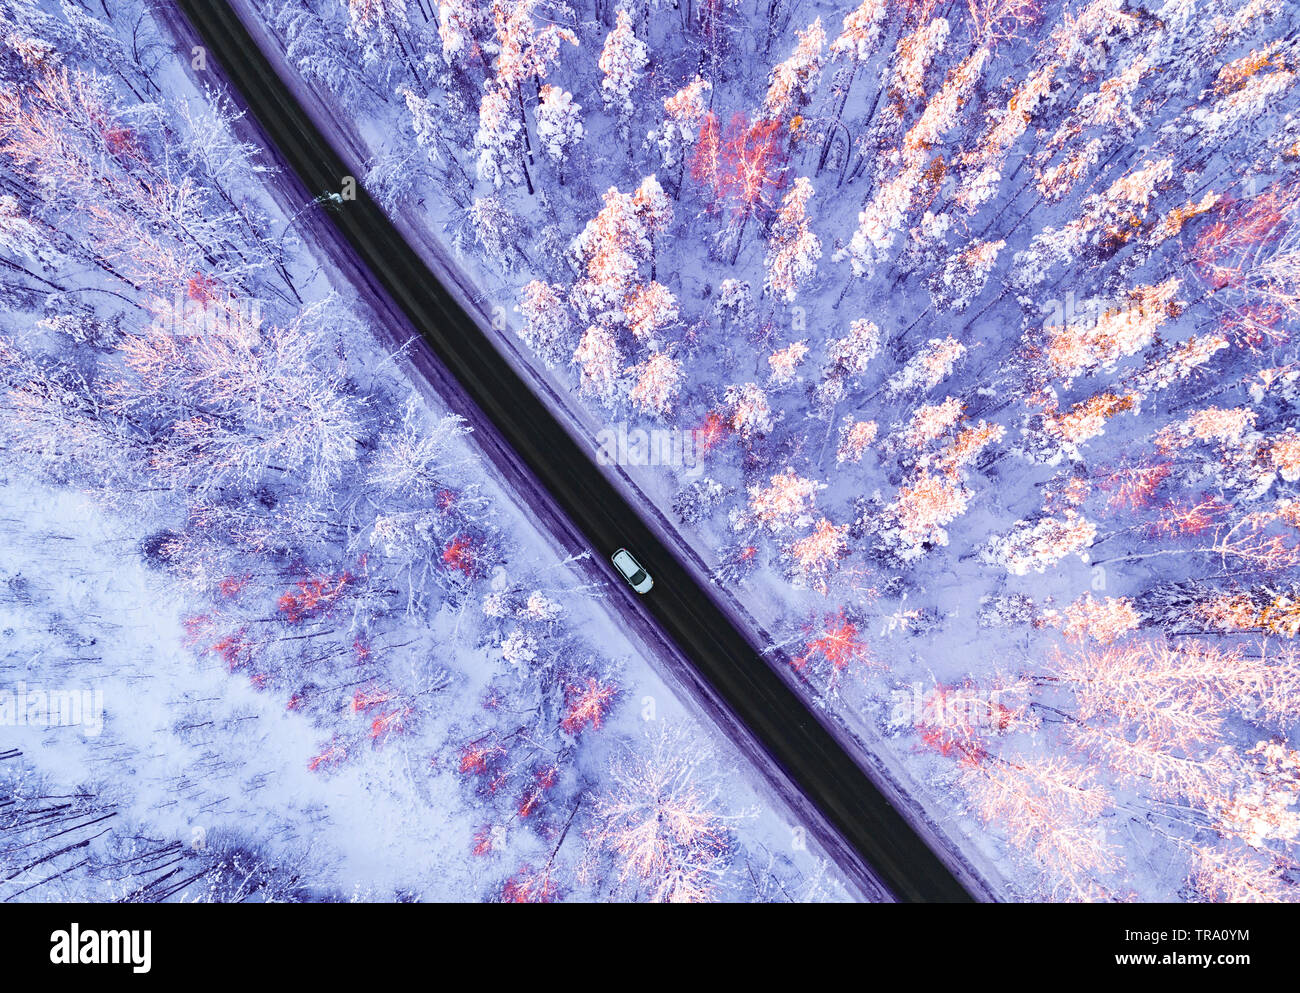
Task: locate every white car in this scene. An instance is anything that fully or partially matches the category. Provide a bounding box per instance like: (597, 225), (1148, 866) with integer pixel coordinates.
(610, 548), (653, 594)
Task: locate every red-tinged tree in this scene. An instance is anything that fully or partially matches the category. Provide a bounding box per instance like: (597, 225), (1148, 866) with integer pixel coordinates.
(217, 574), (251, 598)
(459, 737), (507, 777)
(1192, 183), (1300, 325)
(693, 112), (788, 263)
(308, 738), (348, 773)
(501, 864), (558, 902)
(689, 111), (724, 199)
(182, 614), (213, 647)
(351, 685), (394, 714)
(1149, 497), (1233, 538)
(472, 826), (495, 856)
(1095, 459), (1172, 511)
(791, 609), (875, 681)
(518, 765), (559, 818)
(1225, 303), (1289, 351)
(722, 115), (787, 240)
(441, 534), (484, 578)
(913, 677), (1034, 767)
(278, 571), (352, 624)
(210, 628), (254, 672)
(561, 677), (617, 735)
(187, 272), (221, 305)
(370, 705), (412, 743)
(693, 409), (731, 455)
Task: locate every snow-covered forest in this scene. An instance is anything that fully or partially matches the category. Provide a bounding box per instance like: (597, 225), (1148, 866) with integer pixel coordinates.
(248, 0), (1300, 900)
(0, 0), (852, 903)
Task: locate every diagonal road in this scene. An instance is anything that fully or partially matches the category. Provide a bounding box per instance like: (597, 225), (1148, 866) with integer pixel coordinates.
(174, 0), (976, 903)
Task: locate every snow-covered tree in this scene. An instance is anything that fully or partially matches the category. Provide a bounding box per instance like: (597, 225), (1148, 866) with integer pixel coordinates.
(598, 9), (648, 140)
(891, 18), (949, 103)
(475, 84), (529, 191)
(881, 471), (971, 560)
(629, 351), (683, 417)
(367, 398), (469, 498)
(535, 84), (583, 179)
(744, 467), (823, 533)
(927, 238), (1004, 312)
(573, 323), (623, 403)
(516, 279), (572, 367)
(767, 339), (809, 386)
(829, 0), (886, 62)
(762, 18), (825, 120)
(723, 382), (775, 441)
(763, 176), (821, 302)
(623, 281), (678, 341)
(985, 512), (1098, 575)
(649, 76), (711, 175)
(397, 84), (449, 164)
(784, 516), (849, 593)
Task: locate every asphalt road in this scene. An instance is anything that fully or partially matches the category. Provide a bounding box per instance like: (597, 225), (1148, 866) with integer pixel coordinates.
(175, 0), (975, 903)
